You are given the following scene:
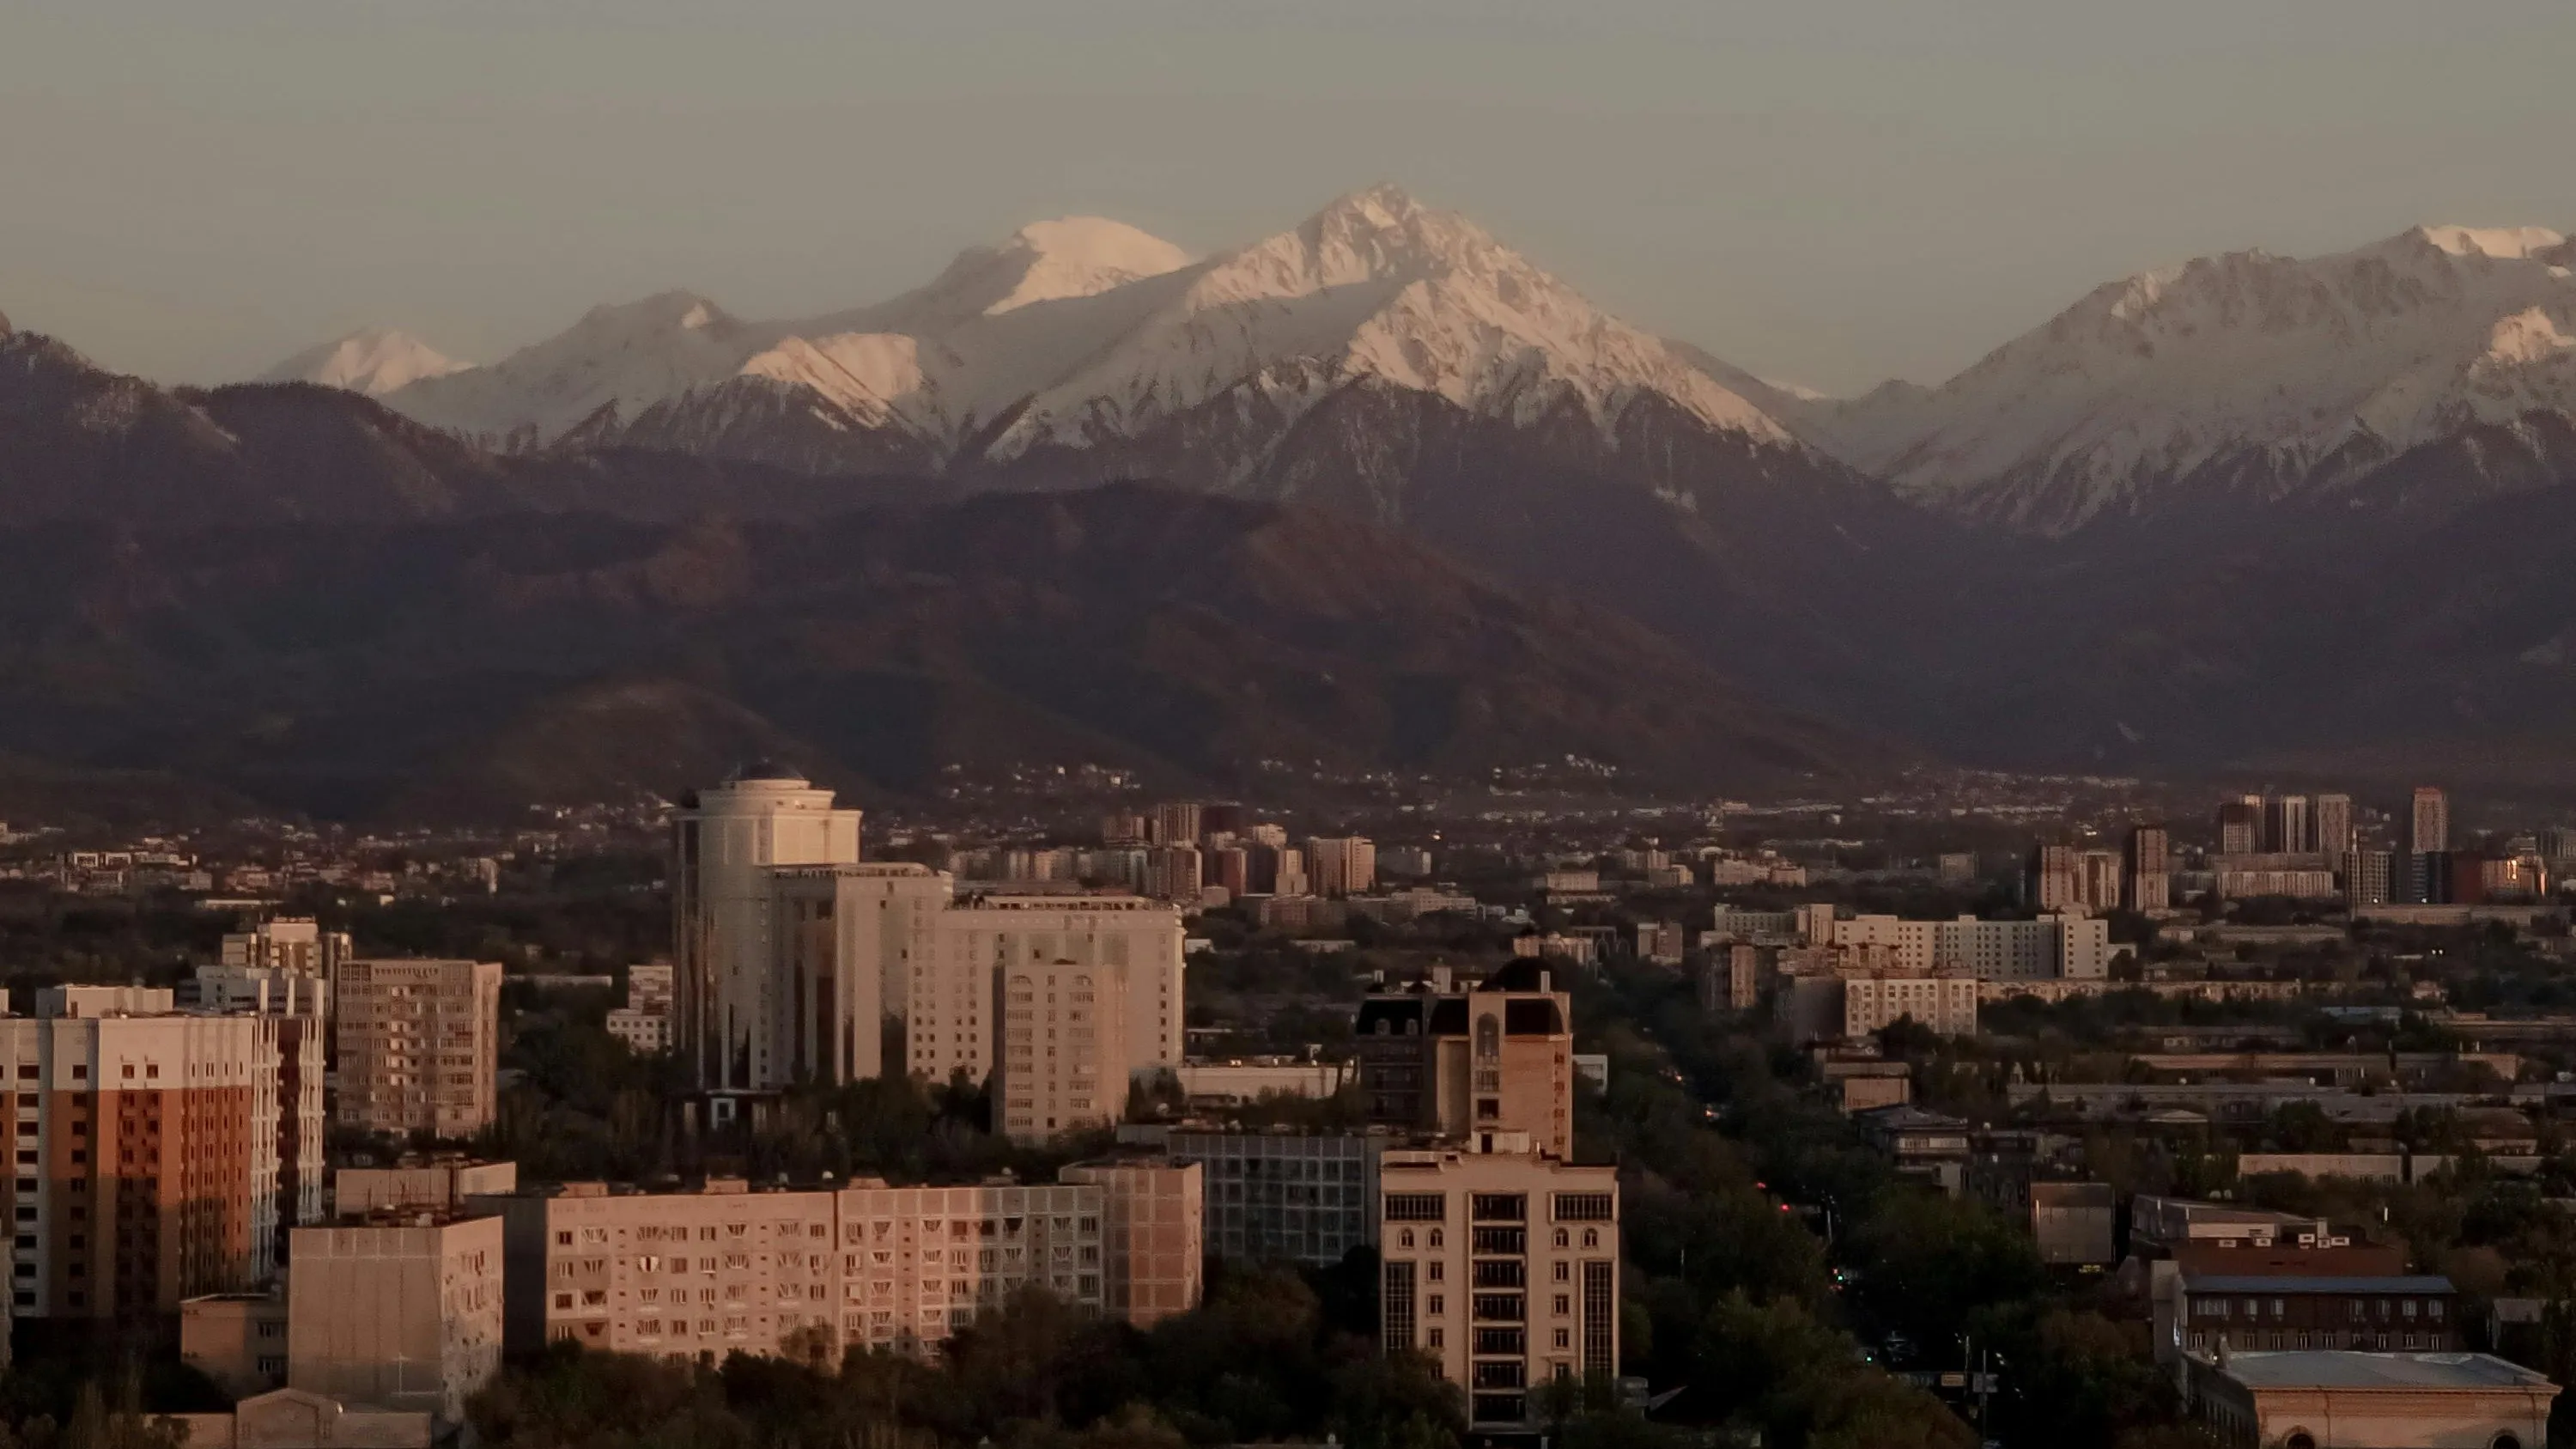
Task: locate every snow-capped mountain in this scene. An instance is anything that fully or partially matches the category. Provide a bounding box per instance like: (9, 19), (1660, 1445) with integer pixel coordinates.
(1801, 223), (2576, 533)
(261, 327), (467, 397)
(370, 186), (1820, 511)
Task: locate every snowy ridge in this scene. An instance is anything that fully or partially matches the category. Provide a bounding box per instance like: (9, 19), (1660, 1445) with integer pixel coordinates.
(363, 186), (1802, 477)
(1803, 222), (2576, 532)
(261, 327), (466, 397)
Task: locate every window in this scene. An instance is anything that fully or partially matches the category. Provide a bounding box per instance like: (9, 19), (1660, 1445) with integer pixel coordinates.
(1385, 1193), (1446, 1223)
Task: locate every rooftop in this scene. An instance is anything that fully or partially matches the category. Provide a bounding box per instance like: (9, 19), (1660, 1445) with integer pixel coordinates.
(2219, 1351), (2555, 1391)
(2185, 1274), (2453, 1295)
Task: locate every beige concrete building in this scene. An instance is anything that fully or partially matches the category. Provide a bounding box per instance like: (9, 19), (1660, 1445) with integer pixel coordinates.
(472, 1173), (1135, 1359)
(334, 1160), (518, 1215)
(603, 963), (675, 1056)
(334, 960), (501, 1139)
(1001, 956), (1129, 1141)
(169, 1388), (432, 1449)
(1061, 1160), (1203, 1327)
(1376, 1140), (1619, 1430)
(763, 862), (947, 1086)
(287, 1212), (503, 1428)
(672, 767), (865, 1093)
(2, 1003), (284, 1319)
(1842, 974), (1979, 1039)
(1304, 837), (1377, 898)
(2188, 1349), (2556, 1449)
(222, 919), (352, 980)
(1357, 965), (1575, 1158)
(182, 1291), (290, 1398)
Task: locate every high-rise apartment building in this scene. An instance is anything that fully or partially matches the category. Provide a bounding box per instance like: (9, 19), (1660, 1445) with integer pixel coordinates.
(1151, 802), (1204, 849)
(2073, 849), (2124, 915)
(2344, 849), (2394, 907)
(1143, 845), (1202, 902)
(673, 767), (864, 1093)
(1356, 964), (1574, 1159)
(2314, 795), (2356, 860)
(471, 1170), (1188, 1358)
(2125, 825), (2172, 912)
(2410, 787), (2450, 856)
(2218, 799), (2262, 855)
(287, 1212), (503, 1429)
(2263, 795), (2312, 855)
(1000, 956), (1129, 1141)
(912, 894), (1186, 1138)
(222, 918), (351, 981)
(1376, 1140), (1619, 1429)
(2027, 844), (2078, 911)
(3, 996), (284, 1319)
(187, 966), (328, 1260)
(334, 960), (501, 1139)
(1305, 837), (1378, 898)
(1060, 1160), (1203, 1327)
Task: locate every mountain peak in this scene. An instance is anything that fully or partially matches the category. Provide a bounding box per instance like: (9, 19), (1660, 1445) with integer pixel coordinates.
(974, 216), (1192, 314)
(262, 326), (466, 397)
(575, 289), (734, 334)
(2407, 223), (2567, 260)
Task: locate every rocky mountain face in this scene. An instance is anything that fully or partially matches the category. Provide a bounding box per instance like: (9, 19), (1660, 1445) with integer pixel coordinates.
(1794, 225), (2576, 535)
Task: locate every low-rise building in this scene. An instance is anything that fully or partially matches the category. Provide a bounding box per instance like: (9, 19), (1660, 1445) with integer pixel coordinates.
(2186, 1349), (2556, 1449)
(334, 1160), (519, 1215)
(287, 1212), (505, 1429)
(182, 1291), (291, 1398)
(1852, 1105), (1972, 1195)
(168, 1388), (432, 1449)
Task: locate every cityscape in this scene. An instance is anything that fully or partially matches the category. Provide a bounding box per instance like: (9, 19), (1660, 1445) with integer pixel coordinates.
(9, 6), (2576, 1449)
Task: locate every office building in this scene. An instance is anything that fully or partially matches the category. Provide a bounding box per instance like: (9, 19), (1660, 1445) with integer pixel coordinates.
(1162, 1130), (1384, 1266)
(2313, 795), (2354, 860)
(2126, 825), (2172, 912)
(287, 1213), (503, 1428)
(3, 995), (285, 1319)
(762, 863), (948, 1087)
(672, 766), (864, 1093)
(1376, 1140), (1618, 1429)
(1356, 963), (1575, 1159)
(1305, 837), (1377, 898)
(1060, 1160), (1203, 1327)
(334, 960), (501, 1139)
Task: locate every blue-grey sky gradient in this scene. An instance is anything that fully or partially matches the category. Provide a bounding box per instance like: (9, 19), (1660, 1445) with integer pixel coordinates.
(4, 0), (2569, 394)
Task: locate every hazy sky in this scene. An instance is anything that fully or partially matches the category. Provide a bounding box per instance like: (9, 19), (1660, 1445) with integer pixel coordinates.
(4, 0), (2570, 395)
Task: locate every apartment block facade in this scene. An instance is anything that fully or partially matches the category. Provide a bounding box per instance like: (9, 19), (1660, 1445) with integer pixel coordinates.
(471, 1171), (1194, 1359)
(1842, 975), (1979, 1038)
(1060, 1160), (1203, 1327)
(287, 1214), (504, 1428)
(334, 960), (501, 1139)
(1376, 1144), (1619, 1429)
(2, 1004), (283, 1319)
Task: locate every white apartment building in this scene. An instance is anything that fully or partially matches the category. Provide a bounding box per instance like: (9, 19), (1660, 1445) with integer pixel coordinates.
(473, 1173), (1182, 1357)
(673, 767), (864, 1093)
(1000, 957), (1128, 1141)
(1376, 1141), (1619, 1431)
(287, 1213), (503, 1428)
(335, 960), (501, 1138)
